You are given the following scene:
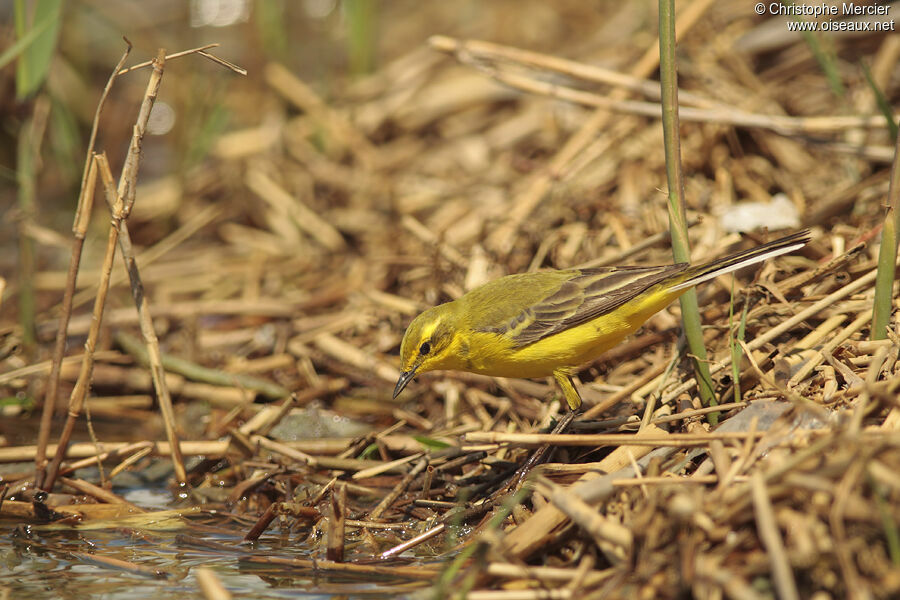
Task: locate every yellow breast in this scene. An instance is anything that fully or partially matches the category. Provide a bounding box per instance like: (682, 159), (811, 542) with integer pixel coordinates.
(457, 286), (683, 378)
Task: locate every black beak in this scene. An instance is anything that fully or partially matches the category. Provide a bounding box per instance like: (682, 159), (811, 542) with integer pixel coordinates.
(393, 369), (417, 399)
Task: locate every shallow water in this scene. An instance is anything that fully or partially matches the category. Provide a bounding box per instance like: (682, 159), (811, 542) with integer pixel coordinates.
(1, 486), (441, 599)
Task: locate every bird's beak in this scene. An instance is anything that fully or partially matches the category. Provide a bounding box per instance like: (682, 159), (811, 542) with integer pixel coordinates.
(393, 368), (417, 399)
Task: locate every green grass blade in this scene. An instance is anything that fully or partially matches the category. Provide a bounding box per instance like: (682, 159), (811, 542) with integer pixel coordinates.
(729, 287), (749, 405)
(800, 29), (845, 98)
(659, 0), (717, 423)
(872, 209), (898, 340)
(872, 126), (900, 340)
(14, 0), (63, 99)
(49, 95), (83, 186)
(0, 0), (56, 71)
(861, 60), (899, 140)
(344, 0), (376, 76)
(254, 0), (288, 59)
(729, 280), (740, 404)
(870, 473), (900, 566)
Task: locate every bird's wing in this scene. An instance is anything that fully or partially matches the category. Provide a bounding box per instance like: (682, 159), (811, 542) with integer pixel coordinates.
(504, 265), (686, 347)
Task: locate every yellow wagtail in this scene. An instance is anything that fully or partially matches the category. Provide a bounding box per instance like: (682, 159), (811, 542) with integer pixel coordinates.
(394, 230), (810, 411)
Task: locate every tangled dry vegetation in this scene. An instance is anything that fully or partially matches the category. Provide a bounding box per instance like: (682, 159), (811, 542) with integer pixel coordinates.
(2, 3), (900, 599)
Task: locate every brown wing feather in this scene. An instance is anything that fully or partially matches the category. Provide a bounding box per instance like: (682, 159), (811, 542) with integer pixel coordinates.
(511, 264), (686, 346)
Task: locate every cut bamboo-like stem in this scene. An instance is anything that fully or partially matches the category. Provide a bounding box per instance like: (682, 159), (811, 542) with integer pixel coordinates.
(59, 476), (143, 511)
(379, 523), (446, 559)
(788, 311), (871, 387)
(43, 195), (124, 491)
(538, 477), (632, 561)
(467, 430), (771, 447)
(240, 555), (440, 580)
(43, 49), (168, 491)
(35, 158), (96, 489)
(34, 43), (133, 491)
(94, 152), (186, 486)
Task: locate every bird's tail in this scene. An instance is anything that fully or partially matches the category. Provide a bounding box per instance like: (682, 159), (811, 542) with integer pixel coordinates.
(669, 230), (811, 292)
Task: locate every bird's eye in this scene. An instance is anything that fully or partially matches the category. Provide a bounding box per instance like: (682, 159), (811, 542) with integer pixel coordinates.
(419, 341), (431, 355)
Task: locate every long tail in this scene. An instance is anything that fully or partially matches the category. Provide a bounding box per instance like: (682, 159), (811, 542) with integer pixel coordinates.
(669, 230), (811, 292)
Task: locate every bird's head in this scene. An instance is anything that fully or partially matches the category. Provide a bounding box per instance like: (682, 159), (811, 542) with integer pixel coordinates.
(394, 303), (458, 398)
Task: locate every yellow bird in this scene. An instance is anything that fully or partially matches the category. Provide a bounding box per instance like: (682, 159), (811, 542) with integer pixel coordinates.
(394, 230), (810, 411)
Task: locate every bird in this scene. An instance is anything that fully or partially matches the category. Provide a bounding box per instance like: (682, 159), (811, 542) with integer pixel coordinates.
(393, 230), (810, 412)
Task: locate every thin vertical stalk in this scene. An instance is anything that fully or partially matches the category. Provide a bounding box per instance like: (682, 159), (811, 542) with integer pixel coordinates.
(35, 43), (131, 490)
(16, 97), (50, 355)
(16, 134), (35, 352)
(658, 0), (717, 420)
(43, 185), (125, 491)
(95, 153), (186, 485)
(43, 49), (167, 491)
(872, 123), (900, 340)
(344, 0), (376, 76)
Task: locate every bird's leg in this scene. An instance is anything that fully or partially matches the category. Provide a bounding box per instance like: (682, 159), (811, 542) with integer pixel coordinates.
(504, 373), (581, 493)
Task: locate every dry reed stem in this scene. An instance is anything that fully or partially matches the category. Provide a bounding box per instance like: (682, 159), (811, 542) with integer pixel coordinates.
(789, 310), (872, 386)
(501, 425), (669, 559)
(367, 457), (427, 520)
(54, 441), (153, 477)
(43, 49), (168, 491)
(34, 40), (132, 490)
(465, 588), (572, 600)
(245, 168), (347, 252)
(460, 58), (894, 135)
(249, 394), (296, 437)
(59, 477), (143, 511)
(116, 43), (244, 75)
(243, 503), (279, 542)
(467, 430), (772, 447)
(829, 457), (869, 600)
(66, 204), (223, 312)
(751, 471), (800, 600)
(195, 567), (232, 600)
(42, 180), (125, 490)
(353, 452), (424, 480)
(536, 477), (632, 560)
(2, 440), (237, 464)
(379, 523), (446, 559)
(659, 262), (884, 403)
(313, 332), (401, 383)
(252, 435), (317, 467)
(94, 153), (186, 485)
(240, 555), (441, 580)
(485, 562), (614, 586)
(428, 36), (717, 108)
